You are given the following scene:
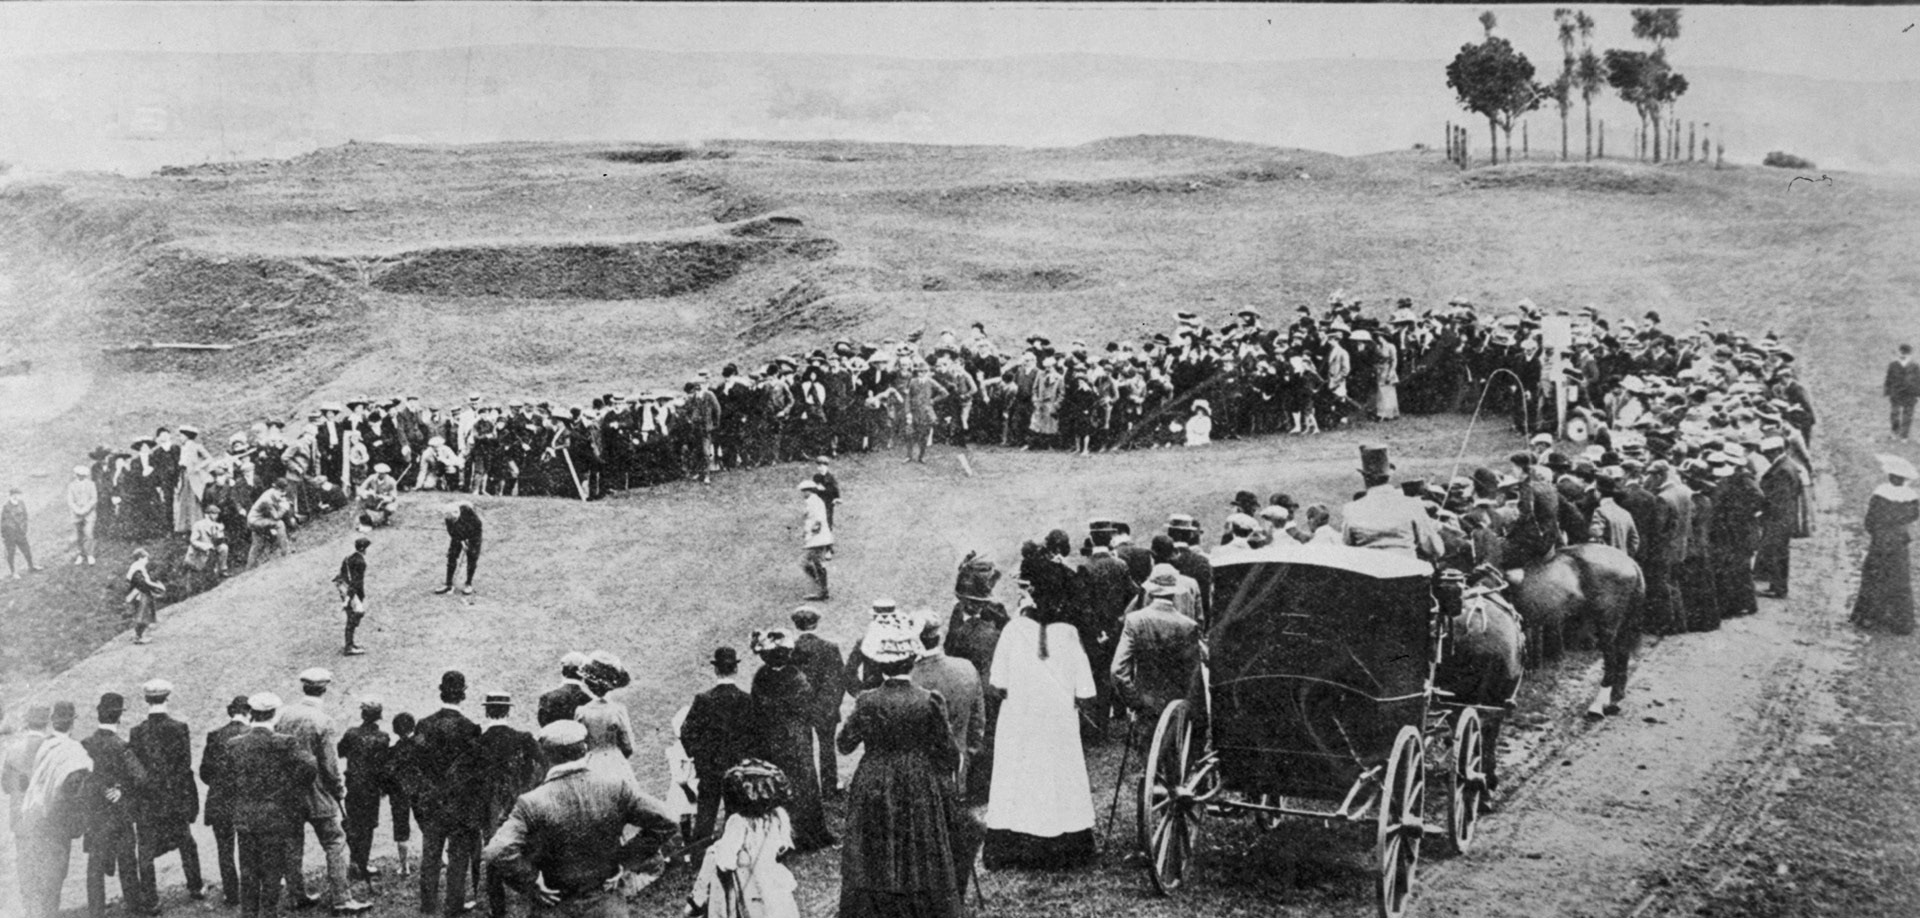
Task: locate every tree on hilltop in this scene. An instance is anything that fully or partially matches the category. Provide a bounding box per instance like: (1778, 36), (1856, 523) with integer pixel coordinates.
(1446, 12), (1546, 166)
(1607, 7), (1687, 162)
(1553, 9), (1579, 161)
(1572, 11), (1605, 161)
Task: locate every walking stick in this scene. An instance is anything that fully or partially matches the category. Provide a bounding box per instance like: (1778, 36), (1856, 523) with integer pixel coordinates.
(1103, 713), (1140, 845)
(559, 449), (588, 501)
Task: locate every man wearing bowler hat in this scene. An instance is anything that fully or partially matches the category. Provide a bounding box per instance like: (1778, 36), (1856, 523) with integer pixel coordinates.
(130, 679), (206, 904)
(679, 647), (756, 845)
(83, 691), (153, 917)
(1342, 445), (1444, 561)
(410, 671), (482, 917)
(201, 695), (254, 906)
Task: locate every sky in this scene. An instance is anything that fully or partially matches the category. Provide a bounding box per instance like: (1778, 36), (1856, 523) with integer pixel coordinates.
(0, 2), (1913, 84)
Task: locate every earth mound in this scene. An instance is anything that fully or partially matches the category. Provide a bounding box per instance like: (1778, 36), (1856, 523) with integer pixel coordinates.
(600, 147), (735, 165)
(1457, 162), (1689, 195)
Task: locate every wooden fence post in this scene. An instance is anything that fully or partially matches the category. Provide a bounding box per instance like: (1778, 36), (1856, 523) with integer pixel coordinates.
(1523, 121), (1530, 160)
(1598, 120), (1605, 159)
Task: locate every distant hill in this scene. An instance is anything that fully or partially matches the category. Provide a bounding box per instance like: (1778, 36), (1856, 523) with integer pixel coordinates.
(0, 46), (1913, 175)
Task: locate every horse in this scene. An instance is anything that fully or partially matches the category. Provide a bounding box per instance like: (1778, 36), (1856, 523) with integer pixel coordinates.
(1508, 543), (1645, 719)
(1435, 569), (1526, 791)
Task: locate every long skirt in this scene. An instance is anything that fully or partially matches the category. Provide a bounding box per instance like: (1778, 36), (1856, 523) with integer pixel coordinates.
(1678, 556), (1721, 632)
(1376, 382), (1400, 420)
(1853, 536), (1915, 634)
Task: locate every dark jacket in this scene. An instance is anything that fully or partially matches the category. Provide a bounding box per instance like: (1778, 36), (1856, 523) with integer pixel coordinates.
(536, 682), (592, 728)
(1617, 483), (1668, 565)
(200, 720), (248, 826)
(793, 632), (847, 723)
(679, 682), (755, 779)
(128, 713), (199, 825)
(476, 724), (545, 833)
(1887, 359), (1920, 403)
(225, 725), (316, 834)
(1081, 551), (1136, 641)
(409, 708), (483, 828)
(336, 722), (392, 799)
(81, 727), (147, 837)
(1168, 546), (1215, 624)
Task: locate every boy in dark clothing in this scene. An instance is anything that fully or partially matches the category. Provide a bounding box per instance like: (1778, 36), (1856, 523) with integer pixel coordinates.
(333, 537), (371, 656)
(386, 713), (419, 876)
(336, 699), (391, 881)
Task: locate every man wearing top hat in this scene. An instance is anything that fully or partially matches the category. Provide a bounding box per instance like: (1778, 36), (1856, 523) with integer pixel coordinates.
(84, 691), (154, 917)
(129, 679), (205, 904)
(678, 647), (756, 845)
(1342, 446), (1444, 561)
(227, 692), (317, 918)
(276, 669), (369, 914)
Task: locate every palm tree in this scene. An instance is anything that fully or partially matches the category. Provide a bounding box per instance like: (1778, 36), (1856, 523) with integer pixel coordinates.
(1554, 9), (1578, 160)
(1629, 7), (1682, 162)
(1571, 12), (1602, 161)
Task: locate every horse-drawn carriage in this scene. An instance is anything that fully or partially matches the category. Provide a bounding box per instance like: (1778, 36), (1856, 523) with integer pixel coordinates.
(1137, 541), (1511, 918)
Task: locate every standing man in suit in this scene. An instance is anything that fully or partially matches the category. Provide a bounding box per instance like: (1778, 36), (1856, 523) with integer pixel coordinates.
(411, 671), (482, 917)
(812, 456), (841, 529)
(678, 647), (755, 845)
(1165, 514), (1216, 626)
(333, 537), (371, 657)
(789, 608), (845, 798)
(83, 692), (152, 918)
(534, 653), (591, 727)
(1888, 344), (1920, 441)
(228, 693), (317, 918)
(1080, 523), (1135, 728)
(335, 699), (391, 883)
(1756, 436), (1809, 600)
(474, 692), (542, 918)
(909, 618), (986, 788)
(201, 696), (253, 906)
(1111, 574), (1202, 721)
(276, 669), (369, 915)
(129, 680), (205, 904)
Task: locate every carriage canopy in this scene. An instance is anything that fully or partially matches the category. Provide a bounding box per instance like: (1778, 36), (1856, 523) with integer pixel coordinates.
(1206, 543), (1437, 799)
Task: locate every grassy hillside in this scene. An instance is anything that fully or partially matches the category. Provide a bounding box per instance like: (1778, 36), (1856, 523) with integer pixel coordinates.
(1, 133), (1918, 916)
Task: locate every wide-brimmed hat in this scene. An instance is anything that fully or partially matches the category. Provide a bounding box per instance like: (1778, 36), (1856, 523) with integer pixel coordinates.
(581, 651), (630, 690)
(1878, 454), (1919, 482)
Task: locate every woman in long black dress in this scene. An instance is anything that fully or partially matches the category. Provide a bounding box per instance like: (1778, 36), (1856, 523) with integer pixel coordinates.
(837, 629), (963, 918)
(750, 629), (835, 851)
(1852, 455), (1919, 634)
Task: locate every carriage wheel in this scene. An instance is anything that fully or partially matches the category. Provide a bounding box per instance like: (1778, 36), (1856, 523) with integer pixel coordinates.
(1138, 699), (1201, 895)
(1376, 725), (1425, 918)
(1445, 708), (1487, 855)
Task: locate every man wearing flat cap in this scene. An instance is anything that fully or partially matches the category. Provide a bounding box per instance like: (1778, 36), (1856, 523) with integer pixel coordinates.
(336, 698), (391, 884)
(130, 679), (206, 904)
(276, 669), (369, 914)
(83, 691), (154, 917)
(475, 692), (543, 918)
(482, 721), (678, 915)
(227, 693), (317, 918)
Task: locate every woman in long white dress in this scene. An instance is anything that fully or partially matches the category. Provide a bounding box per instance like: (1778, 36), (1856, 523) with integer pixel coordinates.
(1375, 336), (1401, 421)
(983, 589), (1097, 868)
